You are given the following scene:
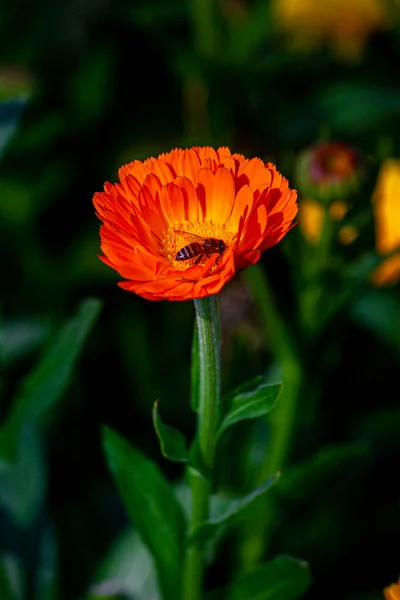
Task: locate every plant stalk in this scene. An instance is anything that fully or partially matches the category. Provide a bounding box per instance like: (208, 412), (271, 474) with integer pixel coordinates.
(182, 295), (221, 600)
(240, 264), (302, 569)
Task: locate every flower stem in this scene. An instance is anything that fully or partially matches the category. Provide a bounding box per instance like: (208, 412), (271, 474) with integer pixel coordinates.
(182, 295), (221, 600)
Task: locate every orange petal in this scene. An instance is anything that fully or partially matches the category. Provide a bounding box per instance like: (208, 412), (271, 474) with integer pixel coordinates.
(93, 195), (133, 235)
(195, 146), (219, 163)
(239, 204), (268, 252)
(216, 146), (233, 161)
(176, 148), (202, 181)
(138, 177), (170, 234)
(200, 158), (218, 172)
(160, 148), (201, 181)
(235, 249), (261, 271)
(213, 167), (236, 224)
(122, 175), (143, 205)
(226, 184), (254, 231)
(237, 157), (266, 184)
(160, 183), (186, 225)
(249, 167), (273, 192)
(231, 153), (247, 167)
(119, 160), (150, 185)
(220, 156), (237, 173)
(174, 176), (202, 221)
(146, 159), (175, 185)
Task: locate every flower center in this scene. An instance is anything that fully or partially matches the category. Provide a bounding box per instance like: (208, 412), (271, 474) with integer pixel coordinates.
(161, 221), (235, 270)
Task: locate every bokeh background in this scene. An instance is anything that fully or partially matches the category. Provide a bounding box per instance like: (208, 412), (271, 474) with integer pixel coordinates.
(1, 0), (400, 598)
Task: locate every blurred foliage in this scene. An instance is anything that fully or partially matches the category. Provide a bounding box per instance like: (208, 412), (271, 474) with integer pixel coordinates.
(1, 0), (400, 598)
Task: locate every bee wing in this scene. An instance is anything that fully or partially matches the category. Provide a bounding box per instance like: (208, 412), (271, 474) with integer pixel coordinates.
(174, 230), (206, 244)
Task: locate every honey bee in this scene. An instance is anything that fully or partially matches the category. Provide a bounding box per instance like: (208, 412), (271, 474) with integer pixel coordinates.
(175, 231), (227, 265)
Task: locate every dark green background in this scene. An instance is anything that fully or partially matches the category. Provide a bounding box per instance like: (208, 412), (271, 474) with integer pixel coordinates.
(1, 1), (399, 598)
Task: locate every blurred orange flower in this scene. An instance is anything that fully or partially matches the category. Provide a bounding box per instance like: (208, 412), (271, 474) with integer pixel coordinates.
(93, 147), (298, 301)
(384, 578), (400, 599)
(273, 0), (391, 59)
(373, 159), (400, 286)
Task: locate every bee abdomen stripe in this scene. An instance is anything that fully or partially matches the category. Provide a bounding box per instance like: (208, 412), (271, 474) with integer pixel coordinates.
(176, 243), (201, 261)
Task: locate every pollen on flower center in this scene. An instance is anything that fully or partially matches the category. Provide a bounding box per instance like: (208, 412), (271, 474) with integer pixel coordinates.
(161, 221), (235, 270)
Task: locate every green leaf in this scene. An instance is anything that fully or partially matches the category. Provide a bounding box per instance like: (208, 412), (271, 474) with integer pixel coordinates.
(152, 401), (210, 477)
(34, 523), (59, 600)
(0, 298), (102, 459)
(0, 553), (24, 600)
(0, 557), (14, 600)
(0, 316), (52, 368)
(225, 556), (311, 600)
(152, 401), (189, 462)
(85, 580), (133, 599)
(218, 382), (283, 437)
(92, 527), (158, 600)
(277, 442), (369, 501)
(102, 427), (186, 600)
(191, 320), (200, 412)
(0, 426), (46, 527)
(189, 474), (279, 545)
(221, 374), (264, 404)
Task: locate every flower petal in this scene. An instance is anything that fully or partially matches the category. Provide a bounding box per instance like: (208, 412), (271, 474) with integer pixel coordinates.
(226, 184), (254, 231)
(174, 176), (203, 222)
(197, 167), (235, 224)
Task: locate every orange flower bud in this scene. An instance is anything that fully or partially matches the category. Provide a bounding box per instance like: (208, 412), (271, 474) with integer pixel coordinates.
(296, 141), (360, 204)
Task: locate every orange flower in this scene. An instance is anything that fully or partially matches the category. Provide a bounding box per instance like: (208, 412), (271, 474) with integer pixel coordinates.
(93, 147), (298, 301)
(384, 578), (400, 600)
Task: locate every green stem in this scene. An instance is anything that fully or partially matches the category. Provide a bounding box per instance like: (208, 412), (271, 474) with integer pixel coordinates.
(240, 364), (303, 568)
(183, 295), (221, 600)
(191, 0), (217, 59)
(300, 203), (335, 338)
(240, 264), (302, 569)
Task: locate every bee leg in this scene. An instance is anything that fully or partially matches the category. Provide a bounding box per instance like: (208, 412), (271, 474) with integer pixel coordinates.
(194, 253), (204, 265)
